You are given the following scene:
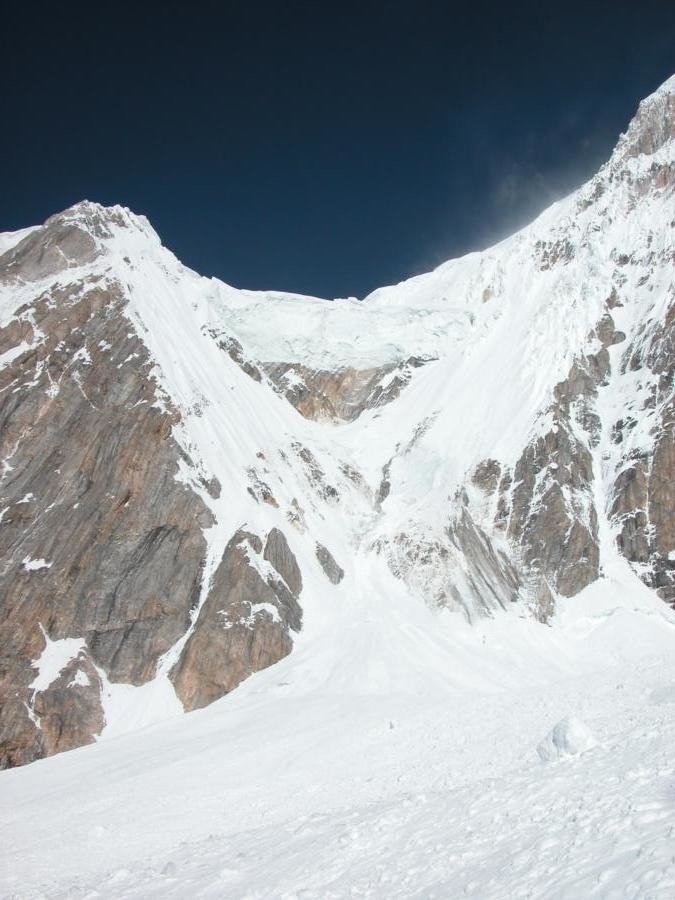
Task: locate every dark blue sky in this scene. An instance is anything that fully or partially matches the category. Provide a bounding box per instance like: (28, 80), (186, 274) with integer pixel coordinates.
(2, 2), (675, 298)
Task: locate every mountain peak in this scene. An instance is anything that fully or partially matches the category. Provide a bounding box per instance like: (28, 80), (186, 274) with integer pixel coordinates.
(0, 201), (161, 287)
(45, 200), (159, 245)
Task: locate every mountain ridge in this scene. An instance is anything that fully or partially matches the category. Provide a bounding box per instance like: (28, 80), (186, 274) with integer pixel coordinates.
(1, 73), (674, 768)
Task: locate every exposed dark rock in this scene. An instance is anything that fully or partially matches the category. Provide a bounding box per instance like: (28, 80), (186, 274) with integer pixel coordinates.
(286, 497), (307, 532)
(595, 313), (626, 349)
(262, 356), (431, 422)
(471, 459), (501, 494)
(246, 468), (279, 507)
(531, 578), (556, 625)
(0, 219), (97, 284)
(0, 633), (105, 771)
(609, 300), (675, 604)
(170, 529), (303, 711)
(292, 442), (339, 502)
(447, 509), (521, 617)
(32, 651), (105, 760)
(264, 528), (303, 596)
(605, 287), (623, 310)
(376, 508), (519, 622)
(612, 459), (651, 564)
(534, 237), (575, 271)
(209, 330), (263, 382)
(504, 346), (605, 599)
(616, 87), (675, 161)
(315, 543), (344, 584)
(650, 423), (675, 603)
(377, 459), (392, 505)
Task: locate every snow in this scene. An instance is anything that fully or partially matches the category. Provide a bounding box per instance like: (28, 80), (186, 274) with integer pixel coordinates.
(2, 587), (675, 898)
(68, 669), (90, 688)
(0, 224), (38, 258)
(97, 673), (184, 741)
(536, 715), (597, 762)
(72, 346), (92, 365)
(221, 601), (282, 628)
(22, 556), (52, 572)
(29, 628), (85, 693)
(0, 339), (34, 370)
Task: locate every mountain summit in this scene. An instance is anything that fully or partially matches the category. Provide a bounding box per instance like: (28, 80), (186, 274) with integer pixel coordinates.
(1, 75), (674, 769)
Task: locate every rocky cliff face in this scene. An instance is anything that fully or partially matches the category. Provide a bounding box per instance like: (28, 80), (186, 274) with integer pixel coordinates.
(608, 295), (675, 603)
(262, 356), (431, 422)
(0, 207), (308, 766)
(1, 75), (675, 768)
(0, 220), (199, 766)
(171, 528), (303, 711)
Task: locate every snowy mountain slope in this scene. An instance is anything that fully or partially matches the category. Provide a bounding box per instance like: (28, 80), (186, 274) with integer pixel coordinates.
(2, 583), (675, 898)
(0, 203), (379, 764)
(0, 226), (39, 260)
(0, 73), (674, 780)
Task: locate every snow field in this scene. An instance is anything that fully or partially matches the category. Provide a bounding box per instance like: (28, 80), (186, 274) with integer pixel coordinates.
(2, 618), (675, 898)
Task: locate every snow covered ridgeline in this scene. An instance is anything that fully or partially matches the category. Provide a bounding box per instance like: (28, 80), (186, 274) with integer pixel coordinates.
(0, 74), (674, 775)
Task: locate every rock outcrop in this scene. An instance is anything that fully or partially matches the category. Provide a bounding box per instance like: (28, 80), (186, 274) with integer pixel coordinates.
(170, 529), (302, 711)
(505, 352), (603, 600)
(262, 357), (431, 422)
(30, 649), (105, 760)
(315, 542), (344, 584)
(374, 507), (520, 622)
(609, 296), (675, 604)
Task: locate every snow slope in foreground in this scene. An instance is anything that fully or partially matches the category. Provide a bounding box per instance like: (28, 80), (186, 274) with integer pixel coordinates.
(2, 572), (675, 900)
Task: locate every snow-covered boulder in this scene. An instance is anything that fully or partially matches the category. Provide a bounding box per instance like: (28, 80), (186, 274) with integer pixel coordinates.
(537, 716), (597, 762)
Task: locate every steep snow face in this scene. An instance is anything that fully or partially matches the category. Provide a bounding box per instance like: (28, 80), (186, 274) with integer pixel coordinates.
(85, 68), (675, 621)
(158, 73), (675, 618)
(1, 76), (675, 770)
